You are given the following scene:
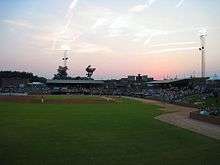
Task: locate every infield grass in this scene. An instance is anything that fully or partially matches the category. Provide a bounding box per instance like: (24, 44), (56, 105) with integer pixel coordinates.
(0, 97), (219, 165)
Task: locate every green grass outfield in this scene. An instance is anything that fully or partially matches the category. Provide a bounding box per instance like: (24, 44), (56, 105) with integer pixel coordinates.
(0, 97), (219, 165)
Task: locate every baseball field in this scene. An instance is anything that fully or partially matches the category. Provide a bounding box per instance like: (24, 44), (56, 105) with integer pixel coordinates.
(0, 95), (219, 164)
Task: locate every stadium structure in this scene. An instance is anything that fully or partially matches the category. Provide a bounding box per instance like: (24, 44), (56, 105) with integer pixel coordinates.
(147, 77), (208, 88)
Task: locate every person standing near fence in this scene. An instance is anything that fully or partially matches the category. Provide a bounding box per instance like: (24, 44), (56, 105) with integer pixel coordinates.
(41, 95), (44, 104)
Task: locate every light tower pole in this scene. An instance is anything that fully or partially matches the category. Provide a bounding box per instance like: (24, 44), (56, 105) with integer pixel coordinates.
(199, 29), (207, 78)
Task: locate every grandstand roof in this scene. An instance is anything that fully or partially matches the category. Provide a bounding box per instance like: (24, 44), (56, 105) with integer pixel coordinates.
(46, 79), (104, 84)
(147, 79), (186, 84)
(147, 77), (208, 86)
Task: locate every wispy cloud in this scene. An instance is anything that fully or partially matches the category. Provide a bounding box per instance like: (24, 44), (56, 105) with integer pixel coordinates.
(176, 0), (185, 8)
(91, 18), (109, 30)
(108, 15), (132, 37)
(52, 0), (80, 51)
(132, 28), (170, 46)
(129, 0), (157, 12)
(129, 0), (185, 12)
(146, 47), (198, 54)
(149, 41), (198, 47)
(2, 19), (33, 29)
(129, 5), (146, 13)
(64, 0), (79, 31)
(74, 42), (113, 54)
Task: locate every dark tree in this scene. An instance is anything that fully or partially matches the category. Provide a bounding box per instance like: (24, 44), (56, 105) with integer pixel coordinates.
(0, 71), (47, 83)
(53, 66), (68, 80)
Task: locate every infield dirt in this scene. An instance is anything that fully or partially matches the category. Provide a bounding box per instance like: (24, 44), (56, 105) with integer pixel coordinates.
(0, 95), (115, 104)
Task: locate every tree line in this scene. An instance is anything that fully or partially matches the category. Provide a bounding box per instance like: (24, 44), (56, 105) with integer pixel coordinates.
(0, 71), (47, 83)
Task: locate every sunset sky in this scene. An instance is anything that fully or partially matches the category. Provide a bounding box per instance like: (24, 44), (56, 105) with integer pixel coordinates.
(0, 0), (220, 80)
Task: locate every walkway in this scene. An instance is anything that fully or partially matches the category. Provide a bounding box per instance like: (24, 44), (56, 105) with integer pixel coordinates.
(127, 97), (220, 140)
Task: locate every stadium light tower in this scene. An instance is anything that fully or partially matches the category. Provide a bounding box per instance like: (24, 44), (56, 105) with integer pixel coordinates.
(199, 28), (207, 78)
(53, 44), (72, 80)
(63, 50), (69, 68)
(60, 44), (71, 68)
